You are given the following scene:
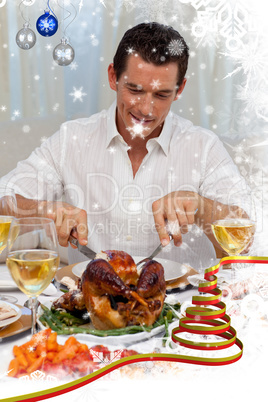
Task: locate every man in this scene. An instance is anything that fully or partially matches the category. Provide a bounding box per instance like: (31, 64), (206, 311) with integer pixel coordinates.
(0, 23), (246, 269)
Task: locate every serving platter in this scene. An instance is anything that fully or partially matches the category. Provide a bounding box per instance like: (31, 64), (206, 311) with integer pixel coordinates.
(72, 257), (189, 282)
(37, 301), (165, 347)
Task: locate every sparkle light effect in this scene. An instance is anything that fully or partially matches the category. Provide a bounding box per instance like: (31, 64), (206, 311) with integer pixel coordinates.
(127, 120), (150, 138)
(69, 86), (87, 102)
(99, 0), (106, 8)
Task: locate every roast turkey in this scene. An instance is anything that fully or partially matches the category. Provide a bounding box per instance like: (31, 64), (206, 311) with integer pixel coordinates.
(53, 250), (166, 330)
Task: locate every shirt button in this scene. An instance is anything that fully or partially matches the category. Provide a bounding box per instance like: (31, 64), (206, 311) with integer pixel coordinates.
(126, 235), (132, 241)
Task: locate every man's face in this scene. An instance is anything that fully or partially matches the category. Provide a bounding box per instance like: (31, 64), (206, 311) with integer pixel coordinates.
(108, 54), (186, 139)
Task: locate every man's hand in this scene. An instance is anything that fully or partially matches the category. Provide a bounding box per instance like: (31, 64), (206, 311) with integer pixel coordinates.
(46, 201), (88, 247)
(15, 195), (88, 247)
(152, 191), (199, 247)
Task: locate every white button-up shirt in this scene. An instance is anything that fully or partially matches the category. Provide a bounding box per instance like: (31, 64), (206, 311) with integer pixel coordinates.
(1, 102), (245, 270)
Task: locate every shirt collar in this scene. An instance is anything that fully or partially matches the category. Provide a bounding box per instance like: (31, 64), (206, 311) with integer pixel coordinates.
(148, 112), (172, 156)
(106, 100), (122, 148)
(106, 100), (173, 155)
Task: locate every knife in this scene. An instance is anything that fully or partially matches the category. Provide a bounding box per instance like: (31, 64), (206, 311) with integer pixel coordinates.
(69, 234), (97, 260)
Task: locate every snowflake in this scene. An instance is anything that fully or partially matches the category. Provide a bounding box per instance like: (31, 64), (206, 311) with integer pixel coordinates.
(190, 0), (255, 51)
(150, 79), (161, 90)
(69, 86), (87, 102)
(19, 370), (57, 382)
(91, 37), (99, 46)
(69, 61), (78, 70)
(0, 105), (7, 112)
(53, 103), (60, 111)
(55, 48), (73, 62)
(122, 0), (186, 25)
(37, 16), (57, 34)
(90, 349), (124, 365)
(45, 43), (52, 51)
(40, 136), (48, 143)
(167, 39), (185, 56)
(22, 125), (31, 133)
(204, 105), (214, 115)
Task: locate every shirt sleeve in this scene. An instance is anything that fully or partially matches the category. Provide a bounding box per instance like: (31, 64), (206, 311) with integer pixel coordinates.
(0, 128), (66, 201)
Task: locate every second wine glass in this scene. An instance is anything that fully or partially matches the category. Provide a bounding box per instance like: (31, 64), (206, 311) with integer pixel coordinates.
(211, 188), (256, 256)
(0, 187), (17, 303)
(6, 217), (60, 334)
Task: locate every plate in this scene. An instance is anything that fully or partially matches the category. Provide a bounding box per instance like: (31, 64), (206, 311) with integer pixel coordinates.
(37, 301), (165, 347)
(0, 305), (31, 339)
(72, 257), (189, 282)
(55, 264), (77, 283)
(0, 302), (22, 328)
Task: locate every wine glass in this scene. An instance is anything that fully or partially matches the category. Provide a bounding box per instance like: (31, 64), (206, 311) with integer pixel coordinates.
(6, 217), (60, 334)
(211, 187), (256, 257)
(211, 187), (256, 283)
(0, 187), (18, 303)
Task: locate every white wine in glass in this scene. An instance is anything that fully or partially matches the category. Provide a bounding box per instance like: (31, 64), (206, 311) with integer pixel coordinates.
(211, 218), (255, 256)
(6, 217), (59, 334)
(0, 187), (17, 303)
(211, 188), (256, 256)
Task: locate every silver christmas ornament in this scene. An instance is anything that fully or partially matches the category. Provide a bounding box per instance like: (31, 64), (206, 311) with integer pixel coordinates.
(53, 38), (75, 66)
(16, 22), (36, 50)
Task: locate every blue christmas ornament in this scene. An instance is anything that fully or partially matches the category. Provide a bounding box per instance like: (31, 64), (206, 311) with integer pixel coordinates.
(36, 10), (58, 37)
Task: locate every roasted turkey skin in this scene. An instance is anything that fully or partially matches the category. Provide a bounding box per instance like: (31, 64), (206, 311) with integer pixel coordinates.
(81, 255), (166, 330)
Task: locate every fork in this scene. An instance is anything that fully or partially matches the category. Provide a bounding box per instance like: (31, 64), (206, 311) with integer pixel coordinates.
(136, 234), (173, 270)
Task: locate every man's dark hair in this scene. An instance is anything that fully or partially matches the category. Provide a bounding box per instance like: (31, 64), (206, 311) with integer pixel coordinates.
(113, 22), (189, 88)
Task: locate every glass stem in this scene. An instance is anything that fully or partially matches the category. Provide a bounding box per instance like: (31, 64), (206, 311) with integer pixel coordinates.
(29, 296), (38, 334)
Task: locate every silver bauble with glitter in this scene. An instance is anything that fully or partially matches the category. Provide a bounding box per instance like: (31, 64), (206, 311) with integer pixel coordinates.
(53, 38), (75, 66)
(16, 22), (36, 50)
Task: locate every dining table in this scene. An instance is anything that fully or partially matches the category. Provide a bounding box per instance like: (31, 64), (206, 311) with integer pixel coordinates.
(0, 259), (267, 402)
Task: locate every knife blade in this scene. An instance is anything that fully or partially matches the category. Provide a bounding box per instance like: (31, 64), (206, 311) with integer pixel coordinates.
(69, 234), (97, 260)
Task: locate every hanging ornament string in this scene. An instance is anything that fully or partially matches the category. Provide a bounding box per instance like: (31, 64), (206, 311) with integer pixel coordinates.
(53, 0), (76, 66)
(16, 0), (36, 50)
(57, 0), (77, 39)
(36, 0), (58, 37)
(47, 0), (58, 20)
